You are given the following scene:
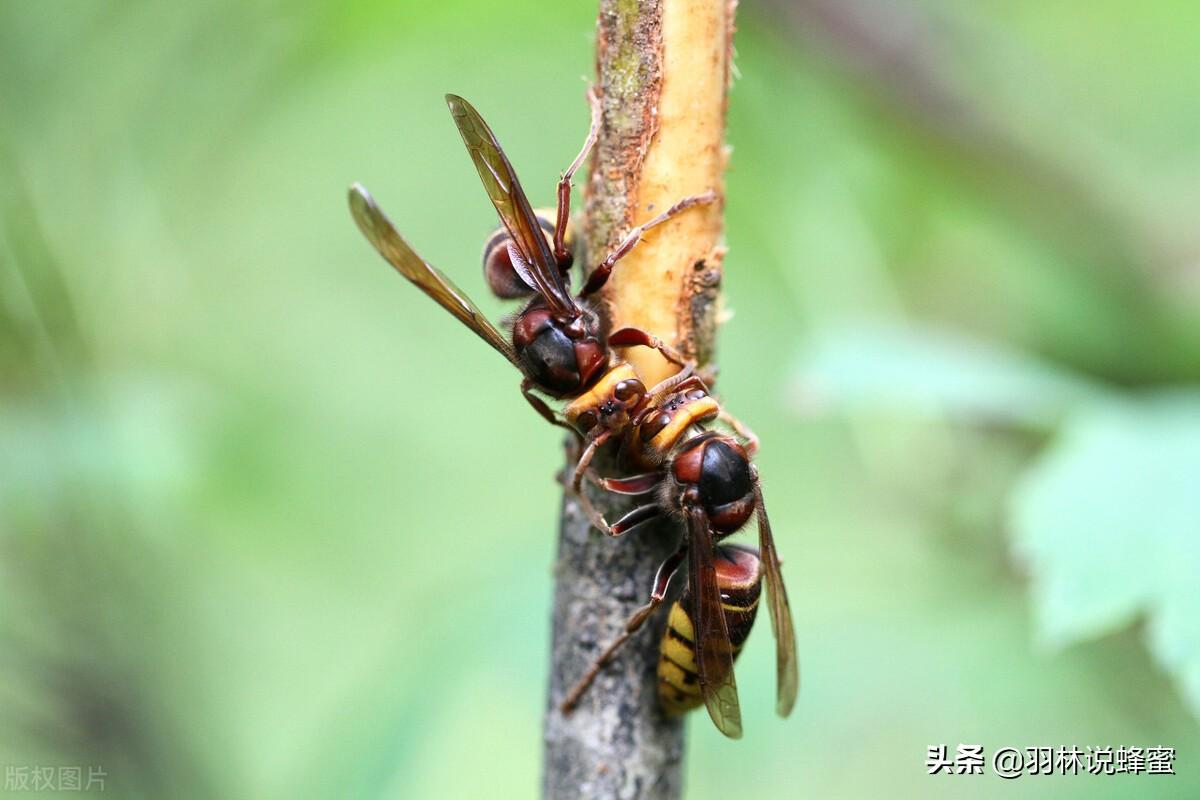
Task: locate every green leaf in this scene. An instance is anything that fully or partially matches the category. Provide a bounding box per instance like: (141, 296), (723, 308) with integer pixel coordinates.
(793, 323), (1103, 430)
(1010, 391), (1200, 717)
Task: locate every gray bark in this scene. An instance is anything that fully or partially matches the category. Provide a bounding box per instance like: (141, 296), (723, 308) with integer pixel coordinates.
(542, 473), (685, 800)
(543, 0), (733, 797)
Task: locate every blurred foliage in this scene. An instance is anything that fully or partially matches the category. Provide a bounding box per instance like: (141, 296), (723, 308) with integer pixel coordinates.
(1013, 394), (1200, 718)
(2, 1), (1198, 799)
(797, 325), (1200, 724)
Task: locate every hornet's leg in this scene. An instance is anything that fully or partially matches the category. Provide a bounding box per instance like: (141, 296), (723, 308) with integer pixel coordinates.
(608, 327), (693, 371)
(608, 503), (663, 537)
(597, 472), (660, 496)
(561, 538), (688, 713)
(565, 430), (611, 532)
(630, 374), (713, 422)
(554, 87), (601, 267)
(592, 475), (663, 536)
(609, 330), (720, 403)
(580, 191), (718, 297)
(647, 373), (710, 404)
(522, 379), (582, 442)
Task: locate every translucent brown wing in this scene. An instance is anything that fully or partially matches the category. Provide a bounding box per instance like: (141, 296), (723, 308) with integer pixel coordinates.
(348, 183), (517, 365)
(445, 94), (578, 319)
(685, 504), (743, 739)
(753, 482), (799, 716)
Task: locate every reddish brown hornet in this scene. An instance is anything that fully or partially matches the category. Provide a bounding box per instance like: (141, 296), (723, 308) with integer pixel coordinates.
(349, 92), (713, 529)
(558, 382), (798, 739)
(348, 93), (797, 738)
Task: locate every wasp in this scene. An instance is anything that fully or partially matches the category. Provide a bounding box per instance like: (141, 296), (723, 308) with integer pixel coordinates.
(558, 374), (798, 738)
(349, 92), (713, 529)
(348, 93), (797, 738)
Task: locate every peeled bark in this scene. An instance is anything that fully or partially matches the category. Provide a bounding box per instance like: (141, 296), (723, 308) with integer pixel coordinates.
(542, 1), (736, 798)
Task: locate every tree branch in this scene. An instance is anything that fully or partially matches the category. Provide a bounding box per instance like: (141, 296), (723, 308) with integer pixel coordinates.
(543, 1), (736, 798)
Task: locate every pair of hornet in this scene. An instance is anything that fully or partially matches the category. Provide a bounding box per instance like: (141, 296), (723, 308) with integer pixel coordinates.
(349, 91), (797, 738)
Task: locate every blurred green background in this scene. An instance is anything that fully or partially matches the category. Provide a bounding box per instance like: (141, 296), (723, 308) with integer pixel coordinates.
(2, 1), (1198, 797)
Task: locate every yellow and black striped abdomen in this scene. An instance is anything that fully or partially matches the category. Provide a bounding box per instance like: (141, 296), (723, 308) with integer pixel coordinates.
(658, 544), (762, 715)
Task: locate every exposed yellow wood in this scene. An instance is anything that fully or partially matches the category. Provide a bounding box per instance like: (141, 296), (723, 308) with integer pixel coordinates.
(592, 0), (733, 388)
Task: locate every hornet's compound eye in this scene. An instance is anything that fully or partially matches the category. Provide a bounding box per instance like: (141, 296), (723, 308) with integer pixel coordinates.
(575, 410), (598, 433)
(640, 410), (671, 442)
(615, 378), (645, 404)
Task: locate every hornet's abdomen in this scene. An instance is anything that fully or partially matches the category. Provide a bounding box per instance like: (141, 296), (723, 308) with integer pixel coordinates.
(481, 209), (570, 298)
(658, 544), (761, 715)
